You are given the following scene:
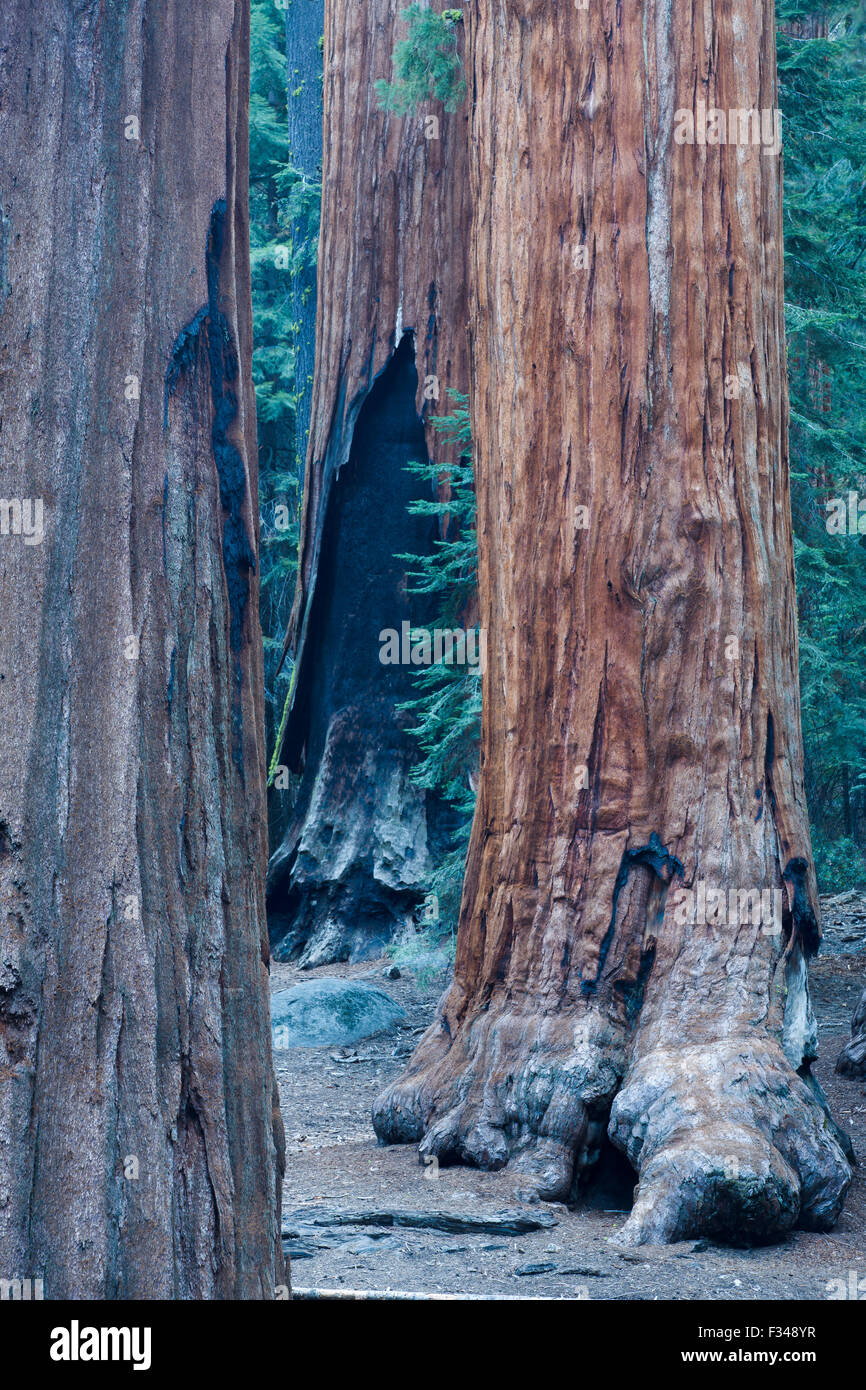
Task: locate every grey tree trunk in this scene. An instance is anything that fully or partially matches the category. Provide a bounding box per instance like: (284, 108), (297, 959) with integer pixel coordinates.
(837, 984), (866, 1077)
(0, 0), (285, 1298)
(267, 0), (470, 967)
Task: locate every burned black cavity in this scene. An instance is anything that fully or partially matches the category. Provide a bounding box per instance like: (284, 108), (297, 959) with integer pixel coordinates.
(783, 857), (821, 957)
(266, 333), (449, 954)
(164, 199), (256, 774)
(581, 832), (684, 998)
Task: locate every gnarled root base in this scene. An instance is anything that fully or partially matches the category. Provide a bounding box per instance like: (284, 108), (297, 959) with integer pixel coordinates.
(374, 1015), (852, 1242)
(372, 1000), (626, 1200)
(609, 1040), (851, 1245)
(836, 985), (866, 1078)
(837, 1035), (866, 1078)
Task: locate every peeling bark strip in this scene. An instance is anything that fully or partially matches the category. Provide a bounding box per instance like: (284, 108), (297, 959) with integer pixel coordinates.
(0, 0), (284, 1297)
(267, 0), (470, 965)
(374, 0), (852, 1245)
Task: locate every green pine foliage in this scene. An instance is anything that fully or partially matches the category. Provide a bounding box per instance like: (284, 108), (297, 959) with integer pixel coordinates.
(375, 5), (466, 115)
(399, 395), (480, 930)
(250, 0), (321, 756)
(778, 1), (866, 889)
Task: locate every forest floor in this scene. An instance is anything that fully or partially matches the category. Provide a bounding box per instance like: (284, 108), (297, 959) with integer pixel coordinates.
(273, 892), (866, 1301)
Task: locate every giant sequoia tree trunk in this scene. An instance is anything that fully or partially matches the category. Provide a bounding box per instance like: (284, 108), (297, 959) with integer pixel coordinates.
(267, 0), (470, 966)
(374, 0), (853, 1245)
(0, 0), (284, 1297)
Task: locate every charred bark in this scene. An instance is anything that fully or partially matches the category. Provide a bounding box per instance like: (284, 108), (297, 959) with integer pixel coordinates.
(374, 0), (852, 1246)
(267, 0), (470, 965)
(0, 0), (284, 1297)
(268, 336), (439, 965)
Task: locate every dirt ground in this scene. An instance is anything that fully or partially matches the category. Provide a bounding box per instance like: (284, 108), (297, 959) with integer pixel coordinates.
(273, 898), (866, 1301)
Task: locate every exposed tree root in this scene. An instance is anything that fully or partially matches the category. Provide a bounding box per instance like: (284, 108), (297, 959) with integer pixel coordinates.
(610, 1040), (851, 1244)
(836, 984), (866, 1077)
(374, 1009), (852, 1242)
(375, 1007), (625, 1201)
(373, 915), (853, 1244)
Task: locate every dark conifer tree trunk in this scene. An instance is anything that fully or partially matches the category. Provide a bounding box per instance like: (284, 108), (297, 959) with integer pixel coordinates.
(0, 0), (284, 1298)
(267, 0), (470, 966)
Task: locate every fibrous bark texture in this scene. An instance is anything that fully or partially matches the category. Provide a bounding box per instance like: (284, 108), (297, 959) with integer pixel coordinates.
(837, 983), (866, 1077)
(374, 0), (852, 1246)
(267, 0), (470, 966)
(0, 0), (284, 1297)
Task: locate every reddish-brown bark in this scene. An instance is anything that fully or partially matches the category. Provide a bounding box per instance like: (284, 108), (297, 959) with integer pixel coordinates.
(374, 0), (852, 1245)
